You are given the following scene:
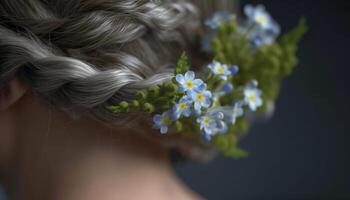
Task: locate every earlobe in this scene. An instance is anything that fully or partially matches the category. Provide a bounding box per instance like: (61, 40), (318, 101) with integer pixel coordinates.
(0, 79), (28, 111)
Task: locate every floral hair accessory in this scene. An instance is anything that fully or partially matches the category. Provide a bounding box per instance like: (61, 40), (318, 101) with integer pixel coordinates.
(108, 4), (307, 158)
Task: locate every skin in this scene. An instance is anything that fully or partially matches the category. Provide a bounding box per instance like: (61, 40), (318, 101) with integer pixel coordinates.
(0, 79), (204, 200)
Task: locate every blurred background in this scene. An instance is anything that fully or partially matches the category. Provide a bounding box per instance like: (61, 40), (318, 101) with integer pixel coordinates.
(176, 0), (350, 199)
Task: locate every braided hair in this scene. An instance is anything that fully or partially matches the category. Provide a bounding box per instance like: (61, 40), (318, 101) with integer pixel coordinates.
(0, 0), (201, 122)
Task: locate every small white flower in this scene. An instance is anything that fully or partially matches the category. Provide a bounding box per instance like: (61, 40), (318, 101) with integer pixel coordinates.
(197, 112), (227, 141)
(244, 86), (263, 111)
(188, 86), (212, 114)
(244, 4), (281, 47)
(208, 62), (232, 80)
(176, 71), (204, 92)
(244, 4), (278, 31)
(153, 111), (173, 134)
(172, 96), (192, 120)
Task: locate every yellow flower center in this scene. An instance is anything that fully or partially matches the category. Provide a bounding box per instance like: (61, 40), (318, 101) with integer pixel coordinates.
(216, 66), (224, 74)
(203, 117), (210, 125)
(185, 81), (194, 89)
(196, 93), (205, 102)
(256, 15), (266, 26)
(179, 102), (187, 111)
(161, 116), (170, 125)
(233, 107), (238, 114)
(248, 94), (255, 102)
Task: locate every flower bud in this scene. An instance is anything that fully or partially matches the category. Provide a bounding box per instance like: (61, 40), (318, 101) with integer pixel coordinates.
(143, 103), (155, 114)
(148, 85), (160, 97)
(136, 91), (147, 101)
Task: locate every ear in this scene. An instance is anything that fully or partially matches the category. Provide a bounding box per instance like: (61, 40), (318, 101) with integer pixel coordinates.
(0, 79), (28, 111)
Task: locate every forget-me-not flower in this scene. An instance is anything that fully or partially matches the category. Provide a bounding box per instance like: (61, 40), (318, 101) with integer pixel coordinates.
(244, 4), (279, 32)
(176, 71), (204, 92)
(228, 101), (244, 124)
(208, 62), (232, 80)
(244, 4), (280, 47)
(172, 96), (193, 120)
(197, 112), (227, 141)
(205, 11), (232, 31)
(244, 81), (263, 111)
(153, 111), (173, 134)
(188, 84), (212, 114)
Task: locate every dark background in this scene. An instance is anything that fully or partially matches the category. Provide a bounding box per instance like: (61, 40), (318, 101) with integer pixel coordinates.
(176, 0), (350, 199)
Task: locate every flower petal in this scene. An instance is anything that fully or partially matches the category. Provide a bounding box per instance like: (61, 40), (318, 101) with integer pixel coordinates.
(185, 71), (195, 81)
(202, 133), (212, 141)
(160, 126), (168, 134)
(220, 75), (227, 80)
(194, 103), (202, 114)
(244, 5), (254, 17)
(193, 79), (204, 87)
(216, 112), (224, 120)
(153, 115), (161, 123)
(175, 74), (185, 84)
(183, 108), (191, 117)
(204, 90), (213, 98)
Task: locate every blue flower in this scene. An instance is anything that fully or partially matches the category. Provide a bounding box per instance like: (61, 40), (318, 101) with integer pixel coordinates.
(243, 5), (280, 47)
(188, 85), (212, 114)
(227, 101), (244, 124)
(244, 4), (279, 33)
(208, 62), (232, 80)
(205, 11), (232, 31)
(176, 71), (204, 92)
(153, 111), (173, 134)
(197, 112), (227, 141)
(244, 81), (263, 111)
(172, 96), (193, 120)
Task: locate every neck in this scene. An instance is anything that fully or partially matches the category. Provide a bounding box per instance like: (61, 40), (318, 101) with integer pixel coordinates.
(2, 93), (202, 200)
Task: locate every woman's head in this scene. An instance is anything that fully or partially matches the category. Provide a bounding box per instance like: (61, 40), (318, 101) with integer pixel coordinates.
(0, 0), (201, 117)
(0, 0), (239, 161)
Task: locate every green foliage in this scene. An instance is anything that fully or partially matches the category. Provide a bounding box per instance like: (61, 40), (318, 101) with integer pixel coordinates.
(175, 52), (190, 75)
(107, 17), (307, 159)
(210, 17), (307, 157)
(213, 17), (307, 113)
(108, 81), (180, 115)
(107, 53), (191, 115)
(212, 133), (249, 158)
(280, 17), (308, 47)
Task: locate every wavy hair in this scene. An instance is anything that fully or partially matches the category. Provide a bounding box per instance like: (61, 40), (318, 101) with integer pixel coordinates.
(0, 0), (237, 141)
(0, 0), (203, 121)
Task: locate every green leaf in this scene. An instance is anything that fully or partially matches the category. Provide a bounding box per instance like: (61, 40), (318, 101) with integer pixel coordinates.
(280, 17), (308, 46)
(225, 146), (250, 159)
